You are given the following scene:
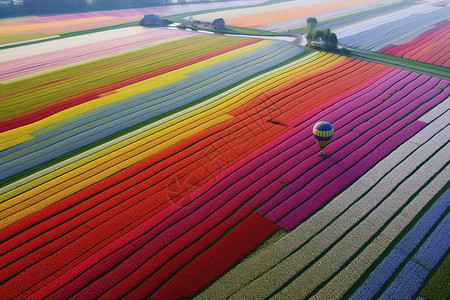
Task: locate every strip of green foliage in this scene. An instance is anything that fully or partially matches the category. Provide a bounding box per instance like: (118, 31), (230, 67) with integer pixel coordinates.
(417, 251), (450, 300)
(0, 21), (137, 49)
(0, 32), (57, 46)
(350, 49), (450, 81)
(179, 24), (289, 37)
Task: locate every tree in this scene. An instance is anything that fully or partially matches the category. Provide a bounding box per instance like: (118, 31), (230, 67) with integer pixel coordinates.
(312, 29), (323, 42)
(305, 17), (339, 51)
(341, 47), (352, 55)
(306, 32), (313, 45)
(8, 1), (15, 11)
(308, 28), (339, 51)
(23, 0), (38, 13)
(22, 0), (88, 13)
(328, 33), (338, 44)
(0, 3), (10, 16)
(306, 17), (317, 33)
(322, 29), (338, 50)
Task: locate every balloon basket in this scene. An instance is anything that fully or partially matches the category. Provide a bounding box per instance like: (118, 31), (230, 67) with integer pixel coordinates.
(319, 150), (326, 157)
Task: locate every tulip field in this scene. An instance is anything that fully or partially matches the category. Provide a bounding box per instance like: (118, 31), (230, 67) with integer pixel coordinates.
(192, 0), (381, 31)
(378, 20), (450, 67)
(337, 1), (450, 66)
(0, 0), (449, 299)
(0, 0), (265, 45)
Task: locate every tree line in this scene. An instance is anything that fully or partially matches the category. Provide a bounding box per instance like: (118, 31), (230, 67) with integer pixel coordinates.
(0, 0), (174, 17)
(305, 17), (339, 52)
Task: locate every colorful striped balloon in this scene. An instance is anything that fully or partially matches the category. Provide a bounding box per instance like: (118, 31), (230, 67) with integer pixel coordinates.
(313, 121), (334, 150)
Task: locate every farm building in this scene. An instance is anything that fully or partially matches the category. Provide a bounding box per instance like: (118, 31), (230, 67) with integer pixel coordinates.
(212, 18), (226, 29)
(138, 14), (172, 26)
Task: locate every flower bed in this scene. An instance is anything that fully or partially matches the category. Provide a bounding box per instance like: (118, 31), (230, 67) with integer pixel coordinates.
(0, 35), (257, 133)
(1, 14), (449, 297)
(194, 0), (378, 29)
(378, 20), (450, 67)
(197, 96), (450, 300)
(0, 28), (195, 81)
(0, 0), (265, 45)
(0, 48), (316, 226)
(336, 2), (449, 67)
(350, 187), (450, 299)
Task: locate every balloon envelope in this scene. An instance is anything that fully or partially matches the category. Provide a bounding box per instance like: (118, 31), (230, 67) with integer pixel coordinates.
(313, 121), (334, 149)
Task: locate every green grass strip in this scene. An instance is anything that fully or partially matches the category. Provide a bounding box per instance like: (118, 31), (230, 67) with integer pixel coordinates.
(0, 21), (138, 49)
(417, 249), (450, 300)
(0, 50), (313, 189)
(348, 48), (450, 81)
(178, 24), (291, 37)
(0, 33), (57, 46)
(58, 21), (138, 38)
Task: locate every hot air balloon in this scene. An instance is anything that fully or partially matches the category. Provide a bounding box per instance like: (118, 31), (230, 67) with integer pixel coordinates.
(313, 121), (334, 156)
